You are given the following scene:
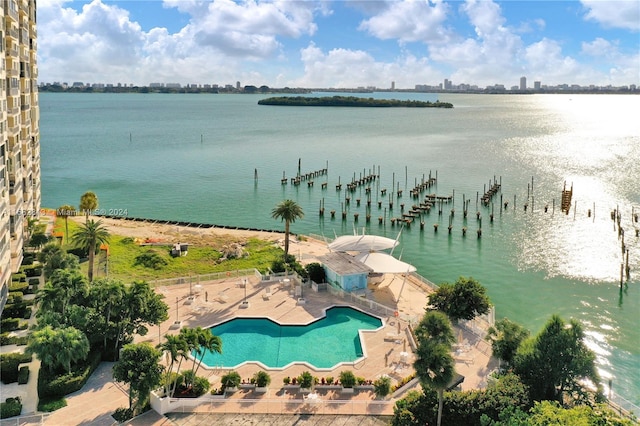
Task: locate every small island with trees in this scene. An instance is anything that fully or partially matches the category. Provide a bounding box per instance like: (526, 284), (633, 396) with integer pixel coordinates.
(258, 95), (453, 108)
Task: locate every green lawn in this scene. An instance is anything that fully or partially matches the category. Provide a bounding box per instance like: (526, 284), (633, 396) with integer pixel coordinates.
(56, 218), (283, 282)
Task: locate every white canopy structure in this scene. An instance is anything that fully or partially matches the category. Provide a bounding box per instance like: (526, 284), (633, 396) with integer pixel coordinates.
(328, 235), (399, 252)
(353, 252), (416, 274)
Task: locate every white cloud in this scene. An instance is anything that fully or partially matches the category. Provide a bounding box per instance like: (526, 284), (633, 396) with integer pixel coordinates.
(358, 0), (452, 44)
(581, 0), (640, 31)
(294, 43), (437, 88)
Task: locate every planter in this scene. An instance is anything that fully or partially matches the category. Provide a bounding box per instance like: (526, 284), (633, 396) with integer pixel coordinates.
(255, 386), (268, 393)
(300, 387), (312, 394)
(355, 385), (375, 392)
(239, 383), (255, 390)
(340, 387), (355, 394)
(224, 386), (239, 394)
(283, 385), (301, 392)
(239, 301), (250, 309)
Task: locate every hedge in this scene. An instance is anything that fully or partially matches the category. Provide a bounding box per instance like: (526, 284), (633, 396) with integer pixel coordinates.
(1, 318), (21, 331)
(11, 273), (26, 282)
(8, 282), (28, 293)
(37, 397), (67, 412)
(37, 351), (102, 399)
(0, 333), (28, 346)
(18, 366), (30, 384)
(0, 397), (22, 419)
(0, 353), (32, 384)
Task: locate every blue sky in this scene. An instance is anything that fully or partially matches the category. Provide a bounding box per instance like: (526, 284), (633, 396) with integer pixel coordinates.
(37, 0), (640, 88)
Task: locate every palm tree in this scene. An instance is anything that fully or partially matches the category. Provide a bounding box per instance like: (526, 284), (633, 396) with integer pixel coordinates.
(271, 199), (304, 257)
(158, 334), (189, 397)
(413, 310), (456, 426)
(57, 204), (76, 243)
(191, 328), (222, 378)
(27, 326), (89, 373)
(413, 342), (455, 426)
(71, 219), (110, 282)
(79, 191), (98, 223)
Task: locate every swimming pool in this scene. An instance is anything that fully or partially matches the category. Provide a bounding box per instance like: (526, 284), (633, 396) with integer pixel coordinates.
(199, 306), (383, 369)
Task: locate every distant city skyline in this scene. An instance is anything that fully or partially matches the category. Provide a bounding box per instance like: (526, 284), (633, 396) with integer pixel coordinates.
(38, 0), (640, 88)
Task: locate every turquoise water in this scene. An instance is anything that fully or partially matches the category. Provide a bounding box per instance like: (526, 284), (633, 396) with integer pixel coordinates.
(39, 92), (639, 404)
(199, 306), (382, 369)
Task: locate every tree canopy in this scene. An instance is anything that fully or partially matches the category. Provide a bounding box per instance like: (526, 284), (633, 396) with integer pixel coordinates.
(258, 96), (454, 108)
(514, 314), (601, 403)
(428, 276), (492, 322)
(113, 343), (163, 414)
(486, 317), (530, 367)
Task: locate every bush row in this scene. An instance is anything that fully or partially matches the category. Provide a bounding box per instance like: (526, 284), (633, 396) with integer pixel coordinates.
(0, 353), (32, 384)
(37, 351), (101, 399)
(0, 318), (28, 332)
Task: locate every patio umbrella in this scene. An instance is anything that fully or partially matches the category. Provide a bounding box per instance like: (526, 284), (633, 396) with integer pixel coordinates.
(353, 252), (416, 303)
(328, 235), (399, 252)
(353, 252), (416, 273)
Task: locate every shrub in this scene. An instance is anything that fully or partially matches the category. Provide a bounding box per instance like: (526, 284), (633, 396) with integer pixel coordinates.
(339, 370), (357, 388)
(1, 353), (32, 384)
(0, 397), (22, 419)
(37, 351), (101, 399)
(0, 333), (28, 347)
(298, 371), (314, 389)
(37, 397), (67, 412)
(18, 366), (30, 384)
(134, 250), (168, 270)
(23, 307), (32, 320)
(192, 376), (211, 396)
(1, 302), (27, 319)
(220, 371), (241, 390)
(120, 237), (135, 244)
(112, 407), (134, 423)
(1, 318), (21, 332)
(283, 376), (291, 385)
(374, 376), (392, 398)
(356, 376), (367, 386)
(8, 282), (28, 293)
(253, 370), (271, 388)
(11, 273), (26, 283)
(21, 255), (34, 266)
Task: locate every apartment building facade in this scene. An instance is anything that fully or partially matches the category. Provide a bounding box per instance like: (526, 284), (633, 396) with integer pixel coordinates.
(1, 0), (40, 313)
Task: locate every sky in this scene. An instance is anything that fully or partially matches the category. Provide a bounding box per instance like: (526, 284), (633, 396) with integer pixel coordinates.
(37, 0), (640, 89)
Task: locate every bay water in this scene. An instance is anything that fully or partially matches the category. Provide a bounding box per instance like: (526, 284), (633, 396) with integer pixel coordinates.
(39, 92), (639, 406)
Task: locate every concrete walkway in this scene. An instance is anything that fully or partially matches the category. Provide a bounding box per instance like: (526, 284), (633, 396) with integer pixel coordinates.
(43, 362), (128, 426)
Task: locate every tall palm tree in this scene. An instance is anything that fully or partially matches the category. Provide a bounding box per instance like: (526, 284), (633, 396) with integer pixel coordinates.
(413, 310), (456, 426)
(79, 191), (98, 223)
(57, 204), (76, 243)
(157, 334), (189, 397)
(413, 342), (455, 426)
(71, 219), (110, 282)
(271, 199), (304, 257)
(191, 328), (222, 378)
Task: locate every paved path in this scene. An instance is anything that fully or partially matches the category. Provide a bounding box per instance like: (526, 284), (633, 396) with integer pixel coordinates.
(43, 362), (128, 426)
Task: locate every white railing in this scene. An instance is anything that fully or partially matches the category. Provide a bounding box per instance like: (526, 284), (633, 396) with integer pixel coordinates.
(150, 269), (262, 288)
(607, 393), (640, 423)
(152, 393), (395, 416)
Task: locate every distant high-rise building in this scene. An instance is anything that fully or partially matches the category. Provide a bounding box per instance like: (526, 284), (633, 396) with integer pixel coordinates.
(444, 79), (452, 90)
(391, 81), (395, 90)
(534, 81), (541, 90)
(1, 0), (41, 314)
(236, 81), (241, 90)
(520, 76), (527, 90)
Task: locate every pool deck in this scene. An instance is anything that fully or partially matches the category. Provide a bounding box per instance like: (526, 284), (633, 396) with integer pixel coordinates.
(130, 243), (497, 419)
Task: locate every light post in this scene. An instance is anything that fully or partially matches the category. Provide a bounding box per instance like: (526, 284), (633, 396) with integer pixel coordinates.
(175, 297), (179, 322)
(243, 278), (247, 303)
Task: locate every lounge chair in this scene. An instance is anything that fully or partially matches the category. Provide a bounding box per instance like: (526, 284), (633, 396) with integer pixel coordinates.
(263, 286), (272, 300)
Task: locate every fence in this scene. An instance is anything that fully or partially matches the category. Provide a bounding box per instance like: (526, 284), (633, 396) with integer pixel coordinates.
(152, 394), (395, 417)
(607, 393), (639, 423)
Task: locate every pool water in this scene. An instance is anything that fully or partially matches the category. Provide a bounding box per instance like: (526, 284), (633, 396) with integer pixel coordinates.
(200, 306), (383, 369)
